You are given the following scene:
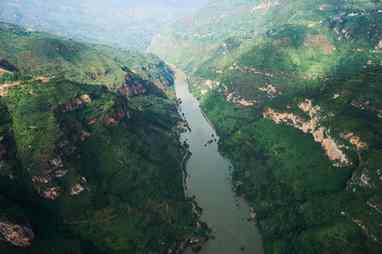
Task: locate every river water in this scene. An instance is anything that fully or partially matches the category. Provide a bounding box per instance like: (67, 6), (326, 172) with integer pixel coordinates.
(174, 69), (264, 254)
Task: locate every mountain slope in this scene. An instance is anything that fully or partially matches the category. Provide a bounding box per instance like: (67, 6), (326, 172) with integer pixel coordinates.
(0, 23), (199, 254)
(151, 1), (382, 253)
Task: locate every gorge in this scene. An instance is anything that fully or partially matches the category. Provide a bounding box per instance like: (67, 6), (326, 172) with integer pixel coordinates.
(175, 69), (263, 254)
(1, 1), (382, 254)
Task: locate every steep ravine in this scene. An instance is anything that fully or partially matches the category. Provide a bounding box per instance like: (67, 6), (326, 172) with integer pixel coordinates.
(174, 69), (264, 254)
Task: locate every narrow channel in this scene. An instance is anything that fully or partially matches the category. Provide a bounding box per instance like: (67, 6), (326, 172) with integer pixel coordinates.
(174, 69), (264, 254)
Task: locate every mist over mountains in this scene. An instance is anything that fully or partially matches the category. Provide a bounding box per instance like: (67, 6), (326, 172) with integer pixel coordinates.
(0, 0), (208, 50)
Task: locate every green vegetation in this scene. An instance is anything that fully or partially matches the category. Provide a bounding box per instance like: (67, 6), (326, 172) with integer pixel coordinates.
(0, 23), (197, 253)
(152, 0), (382, 253)
(0, 22), (175, 90)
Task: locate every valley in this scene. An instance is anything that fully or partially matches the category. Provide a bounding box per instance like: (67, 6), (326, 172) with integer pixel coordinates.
(1, 0), (382, 254)
(175, 69), (263, 254)
(151, 0), (382, 254)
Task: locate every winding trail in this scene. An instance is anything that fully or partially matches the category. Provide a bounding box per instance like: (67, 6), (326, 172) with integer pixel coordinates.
(174, 69), (264, 254)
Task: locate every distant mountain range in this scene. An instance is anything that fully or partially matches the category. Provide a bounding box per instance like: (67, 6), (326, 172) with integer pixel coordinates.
(0, 0), (208, 50)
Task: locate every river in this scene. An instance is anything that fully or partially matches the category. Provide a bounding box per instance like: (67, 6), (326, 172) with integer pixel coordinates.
(174, 69), (264, 254)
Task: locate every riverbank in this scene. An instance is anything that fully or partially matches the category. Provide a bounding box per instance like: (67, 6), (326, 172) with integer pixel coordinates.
(173, 68), (264, 254)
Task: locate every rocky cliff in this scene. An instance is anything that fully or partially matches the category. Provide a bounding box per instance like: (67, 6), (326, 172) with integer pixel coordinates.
(0, 23), (197, 254)
(151, 0), (382, 253)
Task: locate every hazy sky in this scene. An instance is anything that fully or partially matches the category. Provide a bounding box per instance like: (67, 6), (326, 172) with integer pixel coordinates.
(0, 0), (210, 49)
(0, 0), (210, 21)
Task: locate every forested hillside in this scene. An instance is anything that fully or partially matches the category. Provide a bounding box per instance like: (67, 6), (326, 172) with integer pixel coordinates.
(0, 22), (200, 254)
(151, 0), (382, 253)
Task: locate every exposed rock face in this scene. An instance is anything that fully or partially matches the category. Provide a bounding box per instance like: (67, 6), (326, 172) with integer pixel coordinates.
(313, 127), (326, 143)
(376, 40), (382, 50)
(62, 94), (92, 112)
(321, 138), (348, 165)
(80, 131), (91, 141)
(263, 108), (303, 125)
(42, 187), (61, 200)
(360, 173), (372, 187)
(0, 67), (10, 76)
(342, 132), (368, 151)
(70, 183), (85, 196)
(195, 79), (220, 96)
(88, 118), (97, 125)
(0, 23), (193, 254)
(263, 99), (351, 166)
(49, 157), (64, 169)
(31, 175), (50, 184)
(103, 111), (127, 126)
(118, 71), (148, 97)
(249, 208), (257, 223)
(54, 169), (68, 178)
(205, 80), (219, 89)
(33, 76), (50, 83)
(0, 81), (21, 97)
(258, 84), (279, 98)
(0, 222), (34, 247)
(79, 94), (91, 103)
(31, 156), (68, 200)
(118, 83), (146, 97)
(237, 98), (256, 107)
(298, 99), (320, 116)
(225, 92), (256, 107)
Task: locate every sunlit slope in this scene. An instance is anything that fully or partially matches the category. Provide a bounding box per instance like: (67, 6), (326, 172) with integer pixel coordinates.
(150, 0), (382, 72)
(0, 22), (178, 91)
(152, 0), (382, 253)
